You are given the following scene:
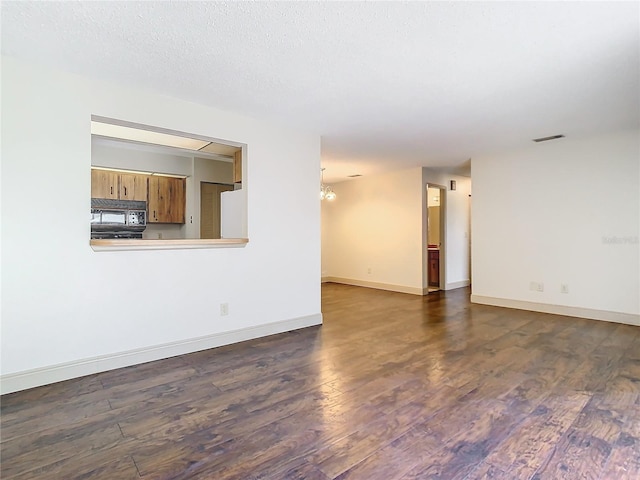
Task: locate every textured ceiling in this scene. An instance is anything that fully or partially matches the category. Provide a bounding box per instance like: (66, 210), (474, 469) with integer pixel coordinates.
(2, 1), (638, 182)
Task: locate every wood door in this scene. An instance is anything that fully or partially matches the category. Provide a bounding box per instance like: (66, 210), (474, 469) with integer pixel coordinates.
(148, 176), (185, 223)
(91, 169), (118, 199)
(119, 173), (148, 201)
(200, 182), (234, 239)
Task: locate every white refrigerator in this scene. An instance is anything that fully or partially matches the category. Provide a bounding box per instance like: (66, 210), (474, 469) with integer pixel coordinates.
(220, 189), (246, 238)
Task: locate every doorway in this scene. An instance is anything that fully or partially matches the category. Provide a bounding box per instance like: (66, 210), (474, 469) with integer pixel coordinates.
(426, 184), (445, 293)
(200, 182), (234, 239)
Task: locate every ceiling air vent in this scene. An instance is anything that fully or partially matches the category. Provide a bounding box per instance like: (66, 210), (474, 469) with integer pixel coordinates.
(533, 134), (565, 143)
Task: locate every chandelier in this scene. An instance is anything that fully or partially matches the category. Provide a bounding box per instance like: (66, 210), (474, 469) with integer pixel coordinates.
(320, 168), (336, 201)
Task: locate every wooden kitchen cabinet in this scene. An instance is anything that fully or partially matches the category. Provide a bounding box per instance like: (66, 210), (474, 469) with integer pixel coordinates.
(91, 169), (119, 199)
(428, 250), (440, 286)
(233, 150), (242, 184)
(118, 172), (148, 201)
(92, 167), (185, 224)
(91, 169), (148, 201)
(148, 175), (185, 224)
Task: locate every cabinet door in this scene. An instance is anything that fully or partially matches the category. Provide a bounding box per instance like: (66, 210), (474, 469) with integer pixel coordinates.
(91, 169), (118, 199)
(428, 251), (440, 286)
(168, 177), (185, 223)
(148, 176), (185, 223)
(233, 150), (242, 184)
(119, 173), (148, 201)
(148, 176), (165, 223)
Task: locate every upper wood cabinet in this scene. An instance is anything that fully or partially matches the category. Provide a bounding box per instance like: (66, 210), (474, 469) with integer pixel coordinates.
(91, 169), (148, 201)
(233, 150), (242, 184)
(119, 172), (148, 201)
(148, 175), (185, 224)
(92, 168), (185, 224)
(91, 169), (119, 199)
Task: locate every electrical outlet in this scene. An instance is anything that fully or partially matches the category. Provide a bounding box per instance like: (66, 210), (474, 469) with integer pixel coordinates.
(530, 281), (544, 292)
(561, 284), (569, 294)
(220, 303), (229, 316)
(367, 267), (372, 274)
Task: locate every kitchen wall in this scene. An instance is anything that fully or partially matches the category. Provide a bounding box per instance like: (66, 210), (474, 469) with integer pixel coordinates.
(92, 138), (193, 175)
(471, 129), (639, 323)
(1, 56), (321, 393)
(321, 167), (471, 294)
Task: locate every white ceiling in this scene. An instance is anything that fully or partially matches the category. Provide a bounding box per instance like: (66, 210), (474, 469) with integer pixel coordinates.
(2, 2), (638, 183)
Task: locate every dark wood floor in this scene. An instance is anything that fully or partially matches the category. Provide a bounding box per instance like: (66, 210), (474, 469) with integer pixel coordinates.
(2, 283), (639, 479)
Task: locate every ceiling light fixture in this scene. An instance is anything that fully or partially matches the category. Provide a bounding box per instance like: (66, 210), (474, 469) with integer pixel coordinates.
(320, 168), (336, 201)
(91, 121), (211, 150)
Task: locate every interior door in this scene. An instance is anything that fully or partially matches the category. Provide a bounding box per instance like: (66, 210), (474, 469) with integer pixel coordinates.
(200, 182), (234, 239)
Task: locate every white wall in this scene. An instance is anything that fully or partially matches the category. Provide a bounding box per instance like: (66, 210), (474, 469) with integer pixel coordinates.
(321, 193), (331, 279)
(321, 167), (470, 294)
(0, 56), (321, 393)
(471, 130), (639, 322)
(322, 167), (424, 293)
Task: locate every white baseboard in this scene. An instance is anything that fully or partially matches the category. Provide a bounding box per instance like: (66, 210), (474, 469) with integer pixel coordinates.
(444, 280), (471, 291)
(323, 276), (423, 295)
(324, 277), (470, 295)
(0, 313), (322, 395)
(421, 281), (471, 295)
(471, 295), (640, 326)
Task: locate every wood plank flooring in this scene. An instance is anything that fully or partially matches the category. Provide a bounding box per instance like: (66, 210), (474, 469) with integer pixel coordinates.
(1, 283), (639, 479)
